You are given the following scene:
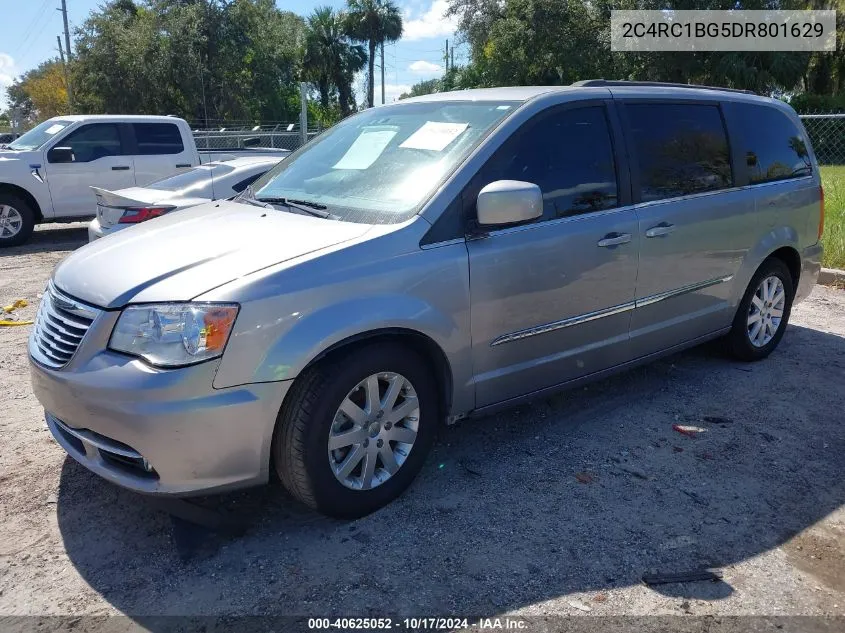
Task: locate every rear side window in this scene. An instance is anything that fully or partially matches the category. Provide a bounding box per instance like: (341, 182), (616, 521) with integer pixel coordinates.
(733, 103), (812, 183)
(133, 123), (184, 155)
(627, 103), (732, 202)
(481, 105), (619, 220)
(57, 123), (126, 162)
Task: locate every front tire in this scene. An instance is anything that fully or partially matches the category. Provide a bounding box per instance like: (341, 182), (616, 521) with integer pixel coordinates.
(0, 195), (35, 247)
(727, 257), (794, 361)
(273, 343), (438, 518)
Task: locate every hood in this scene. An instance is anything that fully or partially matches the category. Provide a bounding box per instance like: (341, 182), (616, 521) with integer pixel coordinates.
(54, 200), (373, 308)
(0, 150), (40, 168)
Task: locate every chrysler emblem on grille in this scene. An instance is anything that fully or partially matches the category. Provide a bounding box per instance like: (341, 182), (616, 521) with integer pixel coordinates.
(51, 294), (77, 311)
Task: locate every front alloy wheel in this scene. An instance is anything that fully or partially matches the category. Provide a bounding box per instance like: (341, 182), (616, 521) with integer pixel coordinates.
(329, 372), (420, 490)
(0, 205), (23, 239)
(274, 343), (438, 518)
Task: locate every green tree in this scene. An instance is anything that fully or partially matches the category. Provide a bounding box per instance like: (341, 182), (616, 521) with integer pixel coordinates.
(5, 59), (69, 122)
(399, 78), (441, 99)
(304, 7), (366, 117)
(72, 0), (306, 123)
(447, 0), (836, 95)
(344, 0), (403, 108)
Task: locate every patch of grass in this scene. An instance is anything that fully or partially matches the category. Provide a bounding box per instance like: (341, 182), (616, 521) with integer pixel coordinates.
(821, 165), (845, 270)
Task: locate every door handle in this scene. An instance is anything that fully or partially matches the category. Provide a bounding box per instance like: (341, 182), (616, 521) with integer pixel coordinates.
(176, 163), (191, 168)
(597, 233), (632, 247)
(111, 166), (131, 171)
(645, 223), (676, 238)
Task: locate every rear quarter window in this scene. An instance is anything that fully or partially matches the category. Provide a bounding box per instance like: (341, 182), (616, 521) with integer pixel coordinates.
(133, 123), (185, 155)
(732, 103), (812, 184)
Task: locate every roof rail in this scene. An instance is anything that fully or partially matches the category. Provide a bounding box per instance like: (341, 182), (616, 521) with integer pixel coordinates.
(572, 79), (755, 95)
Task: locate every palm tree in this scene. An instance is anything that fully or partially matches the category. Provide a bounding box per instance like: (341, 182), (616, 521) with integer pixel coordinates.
(332, 36), (366, 117)
(344, 0), (403, 108)
(304, 7), (367, 117)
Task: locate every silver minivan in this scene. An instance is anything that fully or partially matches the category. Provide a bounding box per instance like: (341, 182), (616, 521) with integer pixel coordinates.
(29, 81), (824, 517)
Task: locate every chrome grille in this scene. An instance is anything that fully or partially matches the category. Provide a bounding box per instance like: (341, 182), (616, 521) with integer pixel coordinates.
(29, 282), (101, 369)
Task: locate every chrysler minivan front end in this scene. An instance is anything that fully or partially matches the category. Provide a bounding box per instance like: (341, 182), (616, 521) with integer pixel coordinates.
(28, 97), (516, 505)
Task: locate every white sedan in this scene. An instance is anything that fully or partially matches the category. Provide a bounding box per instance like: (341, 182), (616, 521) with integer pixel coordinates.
(88, 155), (284, 241)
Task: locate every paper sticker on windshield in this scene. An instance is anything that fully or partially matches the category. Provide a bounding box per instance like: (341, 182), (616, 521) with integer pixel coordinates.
(45, 124), (65, 135)
(333, 129), (397, 170)
(400, 122), (468, 152)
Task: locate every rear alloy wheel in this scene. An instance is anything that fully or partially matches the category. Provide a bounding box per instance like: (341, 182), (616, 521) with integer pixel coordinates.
(746, 275), (786, 348)
(273, 343), (438, 518)
(0, 195), (35, 247)
(728, 257), (794, 361)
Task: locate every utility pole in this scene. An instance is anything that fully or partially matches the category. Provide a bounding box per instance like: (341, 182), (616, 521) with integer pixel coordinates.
(59, 0), (74, 111)
(451, 47), (454, 71)
(380, 43), (385, 105)
(444, 40), (449, 71)
(299, 82), (308, 147)
(57, 36), (72, 113)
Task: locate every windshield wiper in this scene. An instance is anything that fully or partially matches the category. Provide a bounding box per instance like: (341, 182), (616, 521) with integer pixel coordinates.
(255, 196), (338, 220)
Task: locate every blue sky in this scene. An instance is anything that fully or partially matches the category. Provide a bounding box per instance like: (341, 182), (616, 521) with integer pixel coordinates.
(1, 0), (467, 110)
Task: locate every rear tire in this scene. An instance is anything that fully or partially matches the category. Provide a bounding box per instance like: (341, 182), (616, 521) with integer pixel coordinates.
(0, 194), (35, 247)
(727, 257), (794, 362)
(273, 342), (438, 518)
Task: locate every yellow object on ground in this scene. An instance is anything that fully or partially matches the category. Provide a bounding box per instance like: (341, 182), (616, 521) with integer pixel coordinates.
(3, 299), (28, 313)
(0, 299), (33, 326)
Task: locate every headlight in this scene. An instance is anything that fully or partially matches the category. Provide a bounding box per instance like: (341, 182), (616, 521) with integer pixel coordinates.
(109, 303), (239, 367)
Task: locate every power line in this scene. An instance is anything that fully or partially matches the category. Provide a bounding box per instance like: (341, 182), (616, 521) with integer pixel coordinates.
(14, 0), (53, 59)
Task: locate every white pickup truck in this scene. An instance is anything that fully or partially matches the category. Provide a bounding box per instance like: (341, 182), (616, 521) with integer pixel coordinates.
(0, 114), (288, 246)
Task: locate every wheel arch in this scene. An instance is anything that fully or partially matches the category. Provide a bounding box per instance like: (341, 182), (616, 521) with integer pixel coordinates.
(766, 246), (801, 295)
(302, 327), (454, 421)
(0, 182), (43, 222)
(732, 227), (801, 309)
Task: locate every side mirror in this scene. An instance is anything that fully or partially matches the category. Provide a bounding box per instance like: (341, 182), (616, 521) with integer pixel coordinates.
(476, 180), (543, 227)
(48, 146), (74, 163)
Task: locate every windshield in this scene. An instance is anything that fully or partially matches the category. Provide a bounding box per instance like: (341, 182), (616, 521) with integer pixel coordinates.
(9, 119), (73, 151)
(146, 164), (228, 194)
(246, 101), (517, 224)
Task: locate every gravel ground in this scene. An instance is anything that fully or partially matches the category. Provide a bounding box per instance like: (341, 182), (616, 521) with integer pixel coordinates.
(0, 224), (844, 625)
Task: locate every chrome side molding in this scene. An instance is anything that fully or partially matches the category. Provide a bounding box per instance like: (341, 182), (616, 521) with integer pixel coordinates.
(491, 275), (733, 346)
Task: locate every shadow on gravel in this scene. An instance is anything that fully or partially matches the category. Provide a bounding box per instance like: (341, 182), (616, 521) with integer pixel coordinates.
(55, 323), (845, 620)
(0, 225), (88, 256)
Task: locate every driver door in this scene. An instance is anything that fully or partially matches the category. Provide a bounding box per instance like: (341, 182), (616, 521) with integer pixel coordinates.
(466, 101), (640, 407)
(45, 123), (136, 218)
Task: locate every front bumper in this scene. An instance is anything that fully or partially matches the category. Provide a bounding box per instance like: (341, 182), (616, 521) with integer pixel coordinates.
(30, 347), (291, 496)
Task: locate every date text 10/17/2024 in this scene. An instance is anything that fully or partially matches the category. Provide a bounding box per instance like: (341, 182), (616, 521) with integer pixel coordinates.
(307, 617), (528, 630)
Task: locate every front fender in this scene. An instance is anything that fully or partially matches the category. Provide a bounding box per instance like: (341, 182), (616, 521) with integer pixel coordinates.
(210, 238), (474, 416)
(252, 294), (459, 384)
(0, 170), (52, 220)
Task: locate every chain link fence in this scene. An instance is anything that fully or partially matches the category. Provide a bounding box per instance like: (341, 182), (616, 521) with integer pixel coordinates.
(192, 116), (845, 164)
(800, 114), (845, 166)
(190, 123), (322, 152)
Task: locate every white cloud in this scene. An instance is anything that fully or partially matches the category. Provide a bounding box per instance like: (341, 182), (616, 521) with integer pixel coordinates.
(408, 60), (443, 74)
(384, 83), (413, 103)
(402, 0), (458, 41)
(0, 53), (18, 108)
